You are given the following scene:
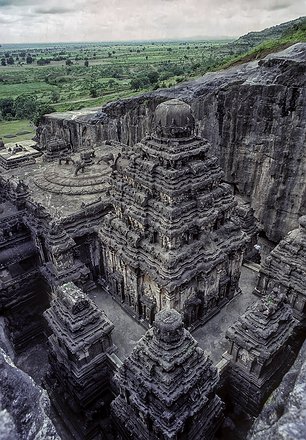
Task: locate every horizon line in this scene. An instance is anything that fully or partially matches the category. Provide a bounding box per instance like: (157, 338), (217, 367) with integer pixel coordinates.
(0, 36), (236, 46)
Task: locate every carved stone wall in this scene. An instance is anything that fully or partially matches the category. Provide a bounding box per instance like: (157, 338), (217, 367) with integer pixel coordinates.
(225, 290), (299, 417)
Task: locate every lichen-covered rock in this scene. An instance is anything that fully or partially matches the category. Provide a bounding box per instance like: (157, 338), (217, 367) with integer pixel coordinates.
(248, 340), (306, 440)
(38, 43), (306, 242)
(0, 347), (59, 440)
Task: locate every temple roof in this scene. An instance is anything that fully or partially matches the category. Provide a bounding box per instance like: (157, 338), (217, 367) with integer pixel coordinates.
(154, 99), (195, 139)
(114, 309), (220, 435)
(226, 290), (297, 360)
(44, 282), (114, 354)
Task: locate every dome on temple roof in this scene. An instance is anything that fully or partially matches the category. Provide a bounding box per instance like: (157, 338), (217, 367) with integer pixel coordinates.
(154, 99), (195, 139)
(153, 308), (184, 343)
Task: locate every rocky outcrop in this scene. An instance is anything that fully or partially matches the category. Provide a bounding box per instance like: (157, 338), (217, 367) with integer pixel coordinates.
(233, 17), (306, 50)
(0, 347), (59, 440)
(248, 340), (306, 440)
(38, 43), (306, 242)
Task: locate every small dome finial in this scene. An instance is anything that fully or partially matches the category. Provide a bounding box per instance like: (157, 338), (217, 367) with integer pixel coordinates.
(154, 99), (195, 139)
(153, 309), (184, 343)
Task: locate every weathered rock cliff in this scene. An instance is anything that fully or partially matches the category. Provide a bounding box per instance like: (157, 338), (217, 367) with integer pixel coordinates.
(248, 340), (306, 440)
(0, 347), (59, 440)
(38, 43), (306, 242)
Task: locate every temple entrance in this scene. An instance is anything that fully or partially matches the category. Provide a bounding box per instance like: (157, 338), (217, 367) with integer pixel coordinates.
(140, 296), (156, 324)
(74, 234), (101, 280)
(184, 297), (202, 327)
(111, 272), (125, 303)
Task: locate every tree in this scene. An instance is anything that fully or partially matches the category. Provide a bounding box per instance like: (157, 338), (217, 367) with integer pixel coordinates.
(1, 58), (6, 66)
(33, 104), (56, 126)
(51, 89), (60, 103)
(130, 78), (142, 91)
(14, 95), (38, 119)
(89, 85), (99, 98)
(7, 56), (14, 65)
(65, 59), (73, 66)
(84, 59), (89, 67)
(0, 98), (15, 119)
(26, 55), (33, 64)
(147, 71), (159, 85)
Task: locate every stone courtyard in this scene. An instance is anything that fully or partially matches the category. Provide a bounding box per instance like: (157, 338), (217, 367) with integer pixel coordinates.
(88, 266), (258, 363)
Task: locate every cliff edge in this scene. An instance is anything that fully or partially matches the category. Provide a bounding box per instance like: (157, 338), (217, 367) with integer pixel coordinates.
(38, 43), (306, 243)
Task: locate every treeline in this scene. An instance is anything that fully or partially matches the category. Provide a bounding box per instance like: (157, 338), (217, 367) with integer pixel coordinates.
(0, 95), (55, 126)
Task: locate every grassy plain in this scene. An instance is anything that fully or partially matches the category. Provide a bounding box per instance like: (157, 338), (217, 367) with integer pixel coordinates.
(0, 119), (35, 142)
(0, 39), (236, 139)
(0, 18), (305, 141)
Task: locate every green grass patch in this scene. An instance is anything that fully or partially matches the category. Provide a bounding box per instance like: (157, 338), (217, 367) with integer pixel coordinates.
(0, 119), (35, 143)
(0, 82), (56, 99)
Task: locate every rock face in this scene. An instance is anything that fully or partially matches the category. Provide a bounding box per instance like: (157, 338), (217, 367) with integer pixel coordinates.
(111, 309), (224, 440)
(224, 289), (298, 417)
(0, 347), (59, 440)
(99, 99), (247, 328)
(248, 340), (306, 440)
(254, 215), (306, 324)
(38, 43), (306, 243)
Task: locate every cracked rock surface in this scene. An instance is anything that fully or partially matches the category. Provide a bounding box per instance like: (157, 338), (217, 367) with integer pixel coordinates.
(0, 347), (59, 440)
(248, 340), (306, 440)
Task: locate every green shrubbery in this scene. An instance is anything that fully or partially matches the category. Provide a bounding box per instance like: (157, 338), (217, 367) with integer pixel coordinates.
(0, 94), (55, 126)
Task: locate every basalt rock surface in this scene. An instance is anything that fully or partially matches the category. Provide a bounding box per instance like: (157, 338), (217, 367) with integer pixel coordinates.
(38, 43), (306, 242)
(0, 347), (59, 440)
(248, 340), (306, 440)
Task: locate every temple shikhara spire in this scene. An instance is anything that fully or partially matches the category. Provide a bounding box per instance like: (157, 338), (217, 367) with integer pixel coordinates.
(99, 99), (247, 328)
(111, 308), (224, 440)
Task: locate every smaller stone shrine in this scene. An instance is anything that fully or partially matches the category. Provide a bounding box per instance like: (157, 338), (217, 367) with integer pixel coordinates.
(111, 308), (224, 440)
(40, 219), (92, 291)
(0, 140), (41, 169)
(224, 289), (299, 417)
(42, 136), (69, 162)
(254, 216), (306, 324)
(44, 282), (116, 440)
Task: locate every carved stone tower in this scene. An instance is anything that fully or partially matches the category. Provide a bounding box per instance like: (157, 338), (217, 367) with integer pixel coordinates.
(111, 308), (224, 440)
(44, 282), (115, 439)
(224, 289), (298, 416)
(99, 99), (247, 328)
(254, 215), (306, 324)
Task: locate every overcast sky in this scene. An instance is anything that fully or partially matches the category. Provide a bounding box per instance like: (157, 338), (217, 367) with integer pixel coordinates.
(0, 0), (305, 44)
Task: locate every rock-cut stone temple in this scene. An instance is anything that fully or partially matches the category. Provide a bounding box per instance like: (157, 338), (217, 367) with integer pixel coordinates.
(99, 99), (248, 328)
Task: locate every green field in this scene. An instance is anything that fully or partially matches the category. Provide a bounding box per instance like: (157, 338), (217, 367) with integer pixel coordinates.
(0, 40), (234, 111)
(0, 119), (35, 143)
(0, 18), (305, 142)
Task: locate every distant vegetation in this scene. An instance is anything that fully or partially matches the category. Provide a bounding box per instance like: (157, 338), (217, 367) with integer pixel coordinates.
(219, 17), (306, 69)
(0, 16), (305, 142)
